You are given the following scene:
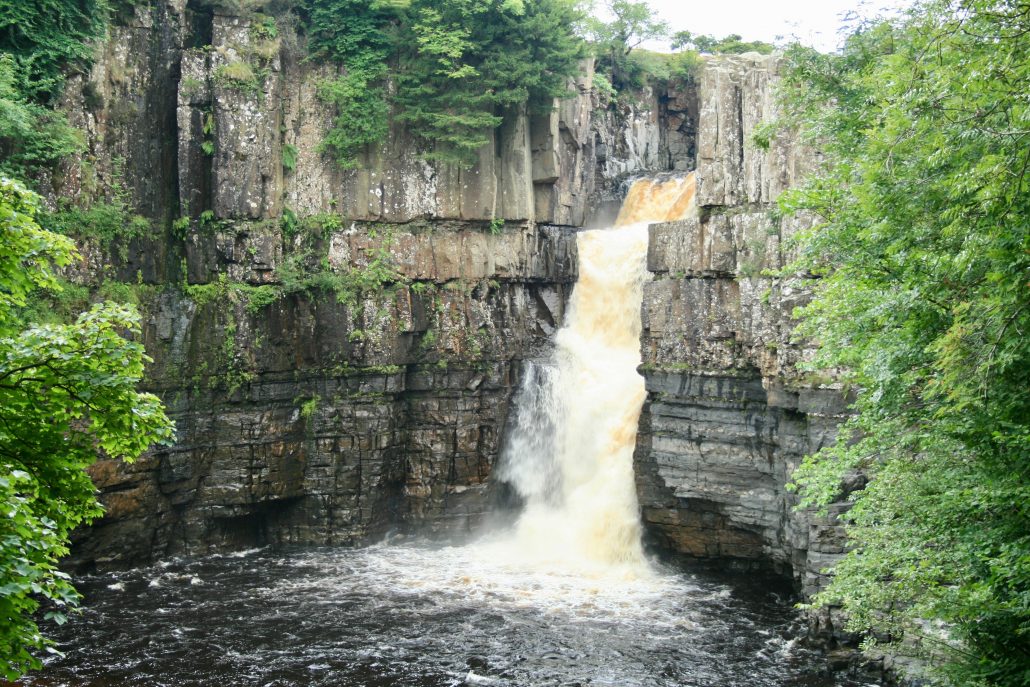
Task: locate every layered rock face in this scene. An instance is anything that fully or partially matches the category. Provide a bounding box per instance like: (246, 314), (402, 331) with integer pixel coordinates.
(591, 84), (698, 221)
(54, 2), (604, 226)
(55, 0), (847, 594)
(57, 1), (596, 569)
(633, 54), (851, 598)
(73, 223), (577, 569)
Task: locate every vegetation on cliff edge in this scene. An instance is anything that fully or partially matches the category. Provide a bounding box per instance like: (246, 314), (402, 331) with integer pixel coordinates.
(0, 0), (115, 180)
(780, 1), (1030, 684)
(303, 0), (586, 167)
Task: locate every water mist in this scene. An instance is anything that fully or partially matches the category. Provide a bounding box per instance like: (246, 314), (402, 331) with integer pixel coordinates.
(493, 174), (697, 575)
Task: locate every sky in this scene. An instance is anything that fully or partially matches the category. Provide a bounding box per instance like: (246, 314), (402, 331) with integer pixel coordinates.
(639, 0), (915, 53)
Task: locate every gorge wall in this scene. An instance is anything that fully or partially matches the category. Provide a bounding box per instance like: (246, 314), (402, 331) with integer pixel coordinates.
(56, 0), (850, 601)
(56, 1), (567, 568)
(632, 54), (853, 607)
(58, 0), (686, 569)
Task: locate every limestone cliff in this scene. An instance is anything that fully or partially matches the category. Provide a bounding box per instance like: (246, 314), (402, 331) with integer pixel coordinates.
(55, 0), (850, 605)
(632, 55), (853, 617)
(56, 0), (596, 568)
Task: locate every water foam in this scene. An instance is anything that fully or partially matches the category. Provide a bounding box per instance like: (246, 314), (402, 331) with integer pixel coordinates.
(494, 173), (696, 576)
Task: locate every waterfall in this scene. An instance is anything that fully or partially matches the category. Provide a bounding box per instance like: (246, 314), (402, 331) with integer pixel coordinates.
(493, 174), (696, 574)
(616, 173), (697, 226)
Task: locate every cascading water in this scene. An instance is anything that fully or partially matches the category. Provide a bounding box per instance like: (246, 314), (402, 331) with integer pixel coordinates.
(492, 172), (698, 573)
(614, 172), (697, 226)
(21, 173), (871, 687)
(494, 224), (650, 571)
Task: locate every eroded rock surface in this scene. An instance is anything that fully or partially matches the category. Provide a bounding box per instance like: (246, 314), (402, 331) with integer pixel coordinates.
(72, 222), (577, 569)
(58, 2), (591, 568)
(634, 54), (851, 603)
(56, 0), (848, 612)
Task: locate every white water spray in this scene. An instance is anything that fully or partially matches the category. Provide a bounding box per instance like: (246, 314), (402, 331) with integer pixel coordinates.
(496, 223), (651, 572)
(493, 174), (697, 576)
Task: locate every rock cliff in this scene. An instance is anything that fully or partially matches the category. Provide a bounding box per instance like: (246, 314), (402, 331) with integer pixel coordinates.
(632, 54), (853, 610)
(55, 0), (850, 606)
(73, 223), (578, 568)
(57, 0), (594, 568)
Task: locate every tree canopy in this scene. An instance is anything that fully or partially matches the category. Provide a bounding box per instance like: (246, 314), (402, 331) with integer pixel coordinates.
(583, 0), (668, 86)
(0, 178), (174, 678)
(303, 0), (586, 166)
(779, 1), (1030, 684)
(671, 31), (774, 55)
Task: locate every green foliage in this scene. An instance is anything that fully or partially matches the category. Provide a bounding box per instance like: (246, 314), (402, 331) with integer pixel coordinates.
(298, 394), (320, 424)
(277, 248), (402, 305)
(666, 49), (701, 81)
(45, 196), (151, 260)
(671, 31), (775, 55)
(282, 143), (298, 171)
(171, 215), (191, 240)
(592, 71), (616, 100)
(215, 60), (256, 84)
(15, 278), (158, 329)
(181, 275), (276, 394)
(200, 110), (215, 156)
(0, 181), (73, 328)
(249, 13), (278, 40)
(275, 218), (404, 305)
(0, 0), (109, 103)
(242, 284), (280, 314)
(583, 3), (706, 88)
(183, 274), (282, 315)
(213, 60), (261, 94)
(304, 0), (402, 166)
(303, 0), (586, 167)
(280, 207), (298, 238)
(750, 120), (776, 151)
(0, 179), (173, 678)
(623, 49), (697, 87)
(0, 55), (83, 181)
(397, 0), (586, 164)
(0, 0), (116, 182)
(316, 64), (390, 168)
(584, 0), (668, 88)
(779, 2), (1030, 684)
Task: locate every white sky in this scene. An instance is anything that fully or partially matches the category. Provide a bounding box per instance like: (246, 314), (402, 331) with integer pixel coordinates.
(639, 0), (915, 53)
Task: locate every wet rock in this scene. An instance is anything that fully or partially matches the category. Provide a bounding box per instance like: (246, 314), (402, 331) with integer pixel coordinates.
(68, 220), (579, 569)
(635, 54), (851, 601)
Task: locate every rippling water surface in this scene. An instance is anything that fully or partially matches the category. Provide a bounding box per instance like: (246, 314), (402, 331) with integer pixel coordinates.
(20, 541), (874, 687)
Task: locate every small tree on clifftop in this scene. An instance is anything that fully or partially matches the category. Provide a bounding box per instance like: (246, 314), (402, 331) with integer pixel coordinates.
(585, 0), (669, 87)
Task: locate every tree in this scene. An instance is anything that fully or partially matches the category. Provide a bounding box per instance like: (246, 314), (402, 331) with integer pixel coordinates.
(585, 0), (668, 86)
(779, 1), (1030, 684)
(0, 178), (174, 679)
(393, 0), (586, 164)
(303, 0), (586, 167)
(304, 0), (394, 167)
(670, 30), (774, 55)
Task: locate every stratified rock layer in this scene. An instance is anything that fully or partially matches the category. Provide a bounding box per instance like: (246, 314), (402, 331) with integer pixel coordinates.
(54, 0), (849, 607)
(55, 1), (599, 568)
(72, 223), (578, 569)
(633, 54), (851, 603)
